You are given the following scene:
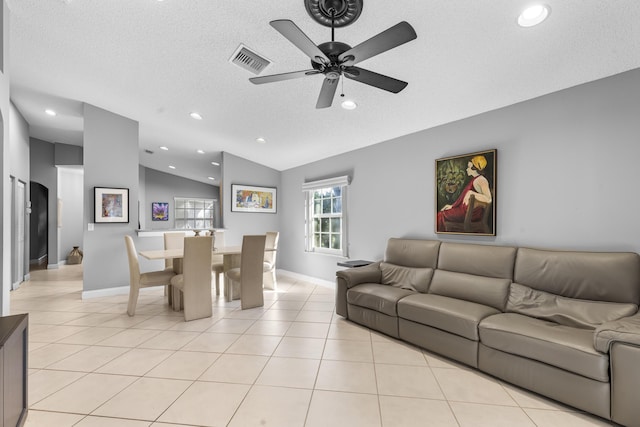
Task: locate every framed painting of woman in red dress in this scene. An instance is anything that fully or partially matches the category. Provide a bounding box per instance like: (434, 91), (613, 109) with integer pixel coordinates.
(435, 149), (496, 235)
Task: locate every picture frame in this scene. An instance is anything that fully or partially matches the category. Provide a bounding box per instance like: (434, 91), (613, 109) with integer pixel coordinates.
(94, 187), (129, 223)
(151, 202), (169, 221)
(231, 184), (277, 213)
(435, 149), (496, 236)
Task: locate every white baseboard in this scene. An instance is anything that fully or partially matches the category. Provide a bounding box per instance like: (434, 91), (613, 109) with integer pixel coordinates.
(82, 285), (130, 299)
(278, 270), (335, 288)
(47, 263), (60, 270)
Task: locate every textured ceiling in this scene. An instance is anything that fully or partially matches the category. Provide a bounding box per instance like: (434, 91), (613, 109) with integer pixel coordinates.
(8, 0), (640, 185)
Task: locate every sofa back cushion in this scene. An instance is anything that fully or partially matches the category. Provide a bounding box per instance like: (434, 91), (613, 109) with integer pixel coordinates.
(429, 270), (511, 310)
(380, 262), (434, 293)
(514, 248), (640, 305)
(437, 242), (517, 280)
(385, 238), (440, 268)
(507, 283), (638, 329)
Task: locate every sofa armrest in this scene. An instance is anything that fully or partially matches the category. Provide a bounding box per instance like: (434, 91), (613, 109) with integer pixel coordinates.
(336, 261), (382, 288)
(335, 262), (381, 318)
(593, 311), (640, 353)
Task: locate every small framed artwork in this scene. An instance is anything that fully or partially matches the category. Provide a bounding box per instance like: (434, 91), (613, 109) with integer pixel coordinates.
(435, 149), (496, 235)
(94, 187), (129, 223)
(152, 202), (169, 221)
(231, 184), (277, 213)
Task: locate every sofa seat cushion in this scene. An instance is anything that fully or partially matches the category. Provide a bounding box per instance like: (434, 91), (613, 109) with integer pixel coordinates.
(479, 313), (609, 382)
(347, 284), (414, 317)
(398, 294), (500, 340)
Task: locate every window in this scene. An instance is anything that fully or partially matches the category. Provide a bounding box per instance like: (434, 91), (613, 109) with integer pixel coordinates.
(303, 176), (350, 256)
(174, 197), (217, 230)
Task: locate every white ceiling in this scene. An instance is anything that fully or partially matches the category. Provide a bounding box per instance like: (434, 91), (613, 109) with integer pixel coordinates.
(7, 0), (640, 185)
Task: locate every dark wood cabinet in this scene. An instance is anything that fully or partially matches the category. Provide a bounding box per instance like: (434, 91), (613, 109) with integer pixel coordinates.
(0, 314), (28, 427)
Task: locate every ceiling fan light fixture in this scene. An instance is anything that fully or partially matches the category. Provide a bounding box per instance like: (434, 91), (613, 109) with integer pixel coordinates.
(341, 100), (357, 110)
(518, 4), (550, 27)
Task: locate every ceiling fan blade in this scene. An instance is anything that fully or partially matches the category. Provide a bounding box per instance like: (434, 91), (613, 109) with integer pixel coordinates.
(338, 21), (417, 66)
(316, 77), (339, 109)
(344, 67), (408, 93)
(250, 69), (321, 85)
(270, 20), (330, 65)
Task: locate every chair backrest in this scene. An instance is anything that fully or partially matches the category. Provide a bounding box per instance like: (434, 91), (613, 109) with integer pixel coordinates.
(164, 232), (186, 268)
(213, 229), (225, 250)
(264, 231), (279, 265)
(240, 235), (267, 309)
(182, 236), (213, 321)
(124, 235), (140, 283)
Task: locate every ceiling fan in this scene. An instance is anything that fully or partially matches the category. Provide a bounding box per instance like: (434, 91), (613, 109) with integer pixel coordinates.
(249, 0), (417, 109)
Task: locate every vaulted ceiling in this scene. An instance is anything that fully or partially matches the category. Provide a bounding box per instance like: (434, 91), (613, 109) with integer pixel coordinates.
(8, 0), (640, 184)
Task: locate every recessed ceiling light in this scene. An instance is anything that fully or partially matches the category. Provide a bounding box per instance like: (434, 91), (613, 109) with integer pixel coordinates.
(160, 146), (169, 151)
(256, 137), (266, 144)
(341, 100), (357, 110)
(45, 109), (57, 116)
(207, 177), (215, 180)
(190, 112), (203, 120)
(518, 4), (550, 27)
(196, 149), (205, 154)
(211, 161), (220, 166)
(168, 165), (176, 169)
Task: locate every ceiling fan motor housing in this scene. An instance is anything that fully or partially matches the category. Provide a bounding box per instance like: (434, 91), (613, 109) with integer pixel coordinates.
(305, 0), (363, 28)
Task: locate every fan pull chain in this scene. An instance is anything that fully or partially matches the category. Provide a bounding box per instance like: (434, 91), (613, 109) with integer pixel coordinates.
(340, 77), (345, 97)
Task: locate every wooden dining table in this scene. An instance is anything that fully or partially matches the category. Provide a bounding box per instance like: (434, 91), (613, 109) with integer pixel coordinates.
(138, 246), (273, 303)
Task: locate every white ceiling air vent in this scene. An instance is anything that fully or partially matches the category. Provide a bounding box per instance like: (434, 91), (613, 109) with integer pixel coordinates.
(229, 44), (271, 75)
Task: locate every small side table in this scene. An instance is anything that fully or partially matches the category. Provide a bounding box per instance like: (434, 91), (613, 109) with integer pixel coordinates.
(337, 260), (373, 268)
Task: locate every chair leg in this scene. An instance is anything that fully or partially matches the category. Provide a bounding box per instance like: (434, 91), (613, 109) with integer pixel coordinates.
(127, 287), (140, 317)
(215, 272), (221, 296)
(172, 287), (183, 311)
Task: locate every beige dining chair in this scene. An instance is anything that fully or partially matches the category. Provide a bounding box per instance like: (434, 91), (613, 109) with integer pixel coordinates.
(211, 230), (225, 296)
(170, 236), (213, 321)
(124, 235), (176, 316)
(163, 232), (185, 304)
(225, 235), (266, 309)
(263, 231), (279, 290)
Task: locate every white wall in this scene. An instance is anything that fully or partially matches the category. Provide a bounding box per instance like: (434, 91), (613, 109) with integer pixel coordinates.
(279, 68), (640, 281)
(221, 152), (280, 246)
(58, 167), (84, 262)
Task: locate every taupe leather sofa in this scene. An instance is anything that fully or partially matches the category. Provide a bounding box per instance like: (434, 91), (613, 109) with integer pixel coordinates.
(335, 238), (640, 426)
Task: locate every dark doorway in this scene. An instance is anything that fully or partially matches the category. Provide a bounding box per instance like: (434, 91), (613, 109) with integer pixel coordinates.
(30, 181), (48, 271)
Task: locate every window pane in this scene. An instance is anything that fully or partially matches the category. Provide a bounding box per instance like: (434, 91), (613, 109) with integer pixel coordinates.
(195, 220), (205, 229)
(175, 220), (185, 228)
(332, 197), (341, 213)
(331, 218), (341, 232)
(314, 191), (322, 200)
(175, 209), (185, 219)
(322, 199), (331, 214)
(314, 200), (321, 214)
(332, 186), (341, 197)
(313, 218), (320, 232)
(331, 234), (341, 250)
(314, 233), (321, 247)
(321, 218), (330, 232)
(322, 187), (332, 197)
(320, 233), (330, 248)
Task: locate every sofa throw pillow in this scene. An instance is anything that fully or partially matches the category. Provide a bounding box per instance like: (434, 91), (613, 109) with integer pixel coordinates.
(507, 283), (638, 329)
(380, 262), (433, 293)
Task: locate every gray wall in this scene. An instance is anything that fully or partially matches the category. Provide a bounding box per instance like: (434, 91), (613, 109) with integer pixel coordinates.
(0, 0), (9, 314)
(221, 152), (280, 246)
(83, 103), (139, 292)
(29, 138), (59, 267)
(58, 167), (84, 262)
(142, 166), (220, 230)
(279, 68), (640, 281)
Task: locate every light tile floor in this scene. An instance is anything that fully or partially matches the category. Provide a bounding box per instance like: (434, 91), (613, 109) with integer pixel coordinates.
(11, 264), (618, 426)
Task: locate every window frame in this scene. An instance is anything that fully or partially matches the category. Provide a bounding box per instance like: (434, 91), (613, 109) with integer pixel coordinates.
(303, 175), (350, 257)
